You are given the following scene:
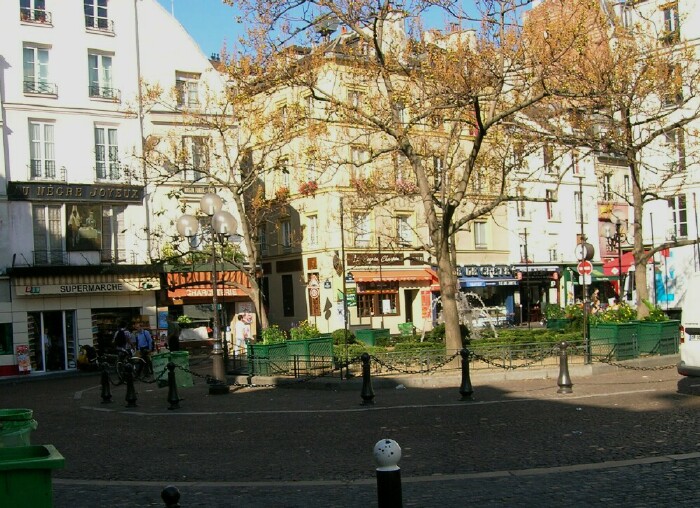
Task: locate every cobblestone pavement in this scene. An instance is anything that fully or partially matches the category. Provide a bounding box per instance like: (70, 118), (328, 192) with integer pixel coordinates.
(2, 358), (699, 507)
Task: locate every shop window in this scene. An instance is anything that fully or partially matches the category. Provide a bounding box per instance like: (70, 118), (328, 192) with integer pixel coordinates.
(357, 293), (376, 317)
(33, 204), (63, 265)
(0, 323), (12, 355)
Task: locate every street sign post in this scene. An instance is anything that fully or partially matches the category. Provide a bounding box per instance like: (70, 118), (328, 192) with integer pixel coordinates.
(577, 260), (593, 275)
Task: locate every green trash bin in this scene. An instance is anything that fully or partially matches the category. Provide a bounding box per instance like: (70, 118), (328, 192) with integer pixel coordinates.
(0, 444), (65, 508)
(151, 352), (170, 388)
(0, 409), (38, 448)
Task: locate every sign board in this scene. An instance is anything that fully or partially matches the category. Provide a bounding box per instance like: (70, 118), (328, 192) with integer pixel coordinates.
(577, 260), (593, 275)
(309, 287), (320, 299)
(323, 279), (332, 289)
(578, 275), (592, 285)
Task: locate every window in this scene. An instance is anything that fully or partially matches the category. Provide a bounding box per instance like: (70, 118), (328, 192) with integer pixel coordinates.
(21, 0), (49, 23)
(662, 64), (683, 106)
(661, 3), (680, 43)
(548, 247), (558, 262)
(474, 222), (487, 249)
(663, 128), (687, 172)
(0, 323), (13, 356)
(621, 3), (634, 28)
(397, 215), (412, 246)
(351, 146), (370, 166)
(623, 175), (631, 195)
(88, 53), (116, 99)
(175, 73), (200, 108)
(33, 204), (63, 265)
(281, 219), (292, 249)
(574, 191), (583, 222)
(29, 121), (55, 179)
(395, 101), (406, 124)
(282, 274), (295, 317)
(348, 89), (363, 109)
(23, 45), (55, 95)
(94, 126), (119, 180)
(357, 282), (399, 317)
(277, 158), (290, 188)
(84, 0), (110, 30)
(668, 195), (688, 238)
(432, 155), (444, 190)
(305, 94), (315, 115)
(543, 144), (555, 173)
(545, 190), (555, 220)
(352, 213), (370, 247)
(307, 215), (318, 247)
(516, 186), (526, 218)
(571, 150), (581, 175)
(181, 136), (208, 181)
(101, 205), (126, 262)
(257, 225), (267, 254)
(601, 174), (612, 201)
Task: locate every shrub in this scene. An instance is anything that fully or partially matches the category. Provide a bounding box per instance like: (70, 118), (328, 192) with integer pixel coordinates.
(642, 299), (668, 322)
(589, 303), (637, 325)
(289, 320), (320, 340)
(394, 342), (446, 352)
(331, 329), (356, 345)
(261, 324), (287, 344)
(544, 304), (567, 320)
(428, 323), (469, 345)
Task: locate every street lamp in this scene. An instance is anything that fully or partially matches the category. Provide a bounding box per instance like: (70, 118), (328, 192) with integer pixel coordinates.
(605, 210), (628, 300)
(176, 192), (238, 390)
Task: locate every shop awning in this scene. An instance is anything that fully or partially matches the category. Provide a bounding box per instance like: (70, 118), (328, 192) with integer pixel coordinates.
(602, 251), (652, 276)
(351, 269), (435, 283)
(166, 270), (250, 299)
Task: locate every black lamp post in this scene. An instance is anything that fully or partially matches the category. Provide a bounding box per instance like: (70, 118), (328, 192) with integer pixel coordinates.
(176, 192), (238, 387)
(605, 210), (628, 299)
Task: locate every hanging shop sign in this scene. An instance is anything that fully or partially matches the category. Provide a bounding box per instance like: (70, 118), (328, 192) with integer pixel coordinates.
(17, 278), (160, 296)
(7, 181), (144, 203)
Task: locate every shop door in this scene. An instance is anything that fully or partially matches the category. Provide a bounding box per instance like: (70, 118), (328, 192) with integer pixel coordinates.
(28, 311), (77, 371)
(403, 290), (414, 323)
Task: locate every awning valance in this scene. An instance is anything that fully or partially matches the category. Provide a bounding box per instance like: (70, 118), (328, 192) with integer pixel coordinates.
(351, 269), (435, 283)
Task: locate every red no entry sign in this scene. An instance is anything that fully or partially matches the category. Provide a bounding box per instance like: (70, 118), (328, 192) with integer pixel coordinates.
(577, 260), (593, 275)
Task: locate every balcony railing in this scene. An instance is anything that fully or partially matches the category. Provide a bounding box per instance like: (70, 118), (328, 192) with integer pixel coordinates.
(89, 85), (120, 101)
(100, 249), (134, 264)
(23, 80), (58, 95)
(85, 16), (114, 33)
(33, 250), (68, 266)
(30, 159), (57, 180)
(20, 8), (52, 24)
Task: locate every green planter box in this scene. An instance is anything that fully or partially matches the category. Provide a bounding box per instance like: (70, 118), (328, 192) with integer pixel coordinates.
(355, 329), (390, 346)
(247, 343), (289, 376)
(636, 320), (680, 355)
(0, 409), (37, 448)
(546, 318), (571, 330)
(589, 322), (638, 360)
(0, 444), (65, 508)
(287, 338), (334, 372)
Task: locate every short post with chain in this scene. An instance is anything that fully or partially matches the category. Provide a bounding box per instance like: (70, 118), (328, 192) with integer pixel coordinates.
(361, 352), (375, 405)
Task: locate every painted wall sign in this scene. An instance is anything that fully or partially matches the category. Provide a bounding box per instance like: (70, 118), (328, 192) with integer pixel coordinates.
(7, 181), (144, 203)
(458, 264), (514, 278)
(347, 252), (404, 266)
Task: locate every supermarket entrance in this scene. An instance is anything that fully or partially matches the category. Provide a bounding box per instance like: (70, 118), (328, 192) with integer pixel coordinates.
(28, 311), (77, 372)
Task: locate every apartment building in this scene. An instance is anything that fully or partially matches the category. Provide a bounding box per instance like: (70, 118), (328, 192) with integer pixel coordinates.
(0, 0), (243, 376)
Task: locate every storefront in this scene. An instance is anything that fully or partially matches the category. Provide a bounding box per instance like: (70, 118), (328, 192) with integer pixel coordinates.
(457, 264), (519, 324)
(0, 271), (160, 376)
(512, 264), (561, 322)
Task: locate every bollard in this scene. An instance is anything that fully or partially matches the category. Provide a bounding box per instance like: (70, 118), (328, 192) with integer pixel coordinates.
(459, 348), (473, 400)
(124, 363), (138, 407)
(161, 485), (181, 508)
(167, 362), (181, 410)
(557, 341), (573, 394)
(100, 362), (112, 403)
(360, 352), (375, 405)
(374, 439), (403, 508)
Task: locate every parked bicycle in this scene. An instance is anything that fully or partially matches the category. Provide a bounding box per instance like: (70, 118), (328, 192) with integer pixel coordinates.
(94, 347), (152, 384)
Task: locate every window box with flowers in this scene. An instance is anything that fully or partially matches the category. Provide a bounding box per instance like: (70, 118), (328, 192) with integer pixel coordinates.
(588, 303), (638, 360)
(350, 175), (376, 194)
(395, 179), (418, 195)
(299, 180), (318, 196)
(274, 186), (290, 202)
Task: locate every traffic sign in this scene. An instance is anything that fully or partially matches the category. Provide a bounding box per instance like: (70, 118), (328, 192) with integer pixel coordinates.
(309, 287), (320, 299)
(577, 260), (593, 275)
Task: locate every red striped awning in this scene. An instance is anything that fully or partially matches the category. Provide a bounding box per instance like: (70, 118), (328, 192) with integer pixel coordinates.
(351, 269), (435, 283)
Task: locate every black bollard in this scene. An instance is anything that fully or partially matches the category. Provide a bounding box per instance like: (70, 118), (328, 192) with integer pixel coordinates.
(161, 485), (181, 508)
(167, 362), (181, 410)
(459, 348), (474, 400)
(100, 362), (112, 403)
(124, 363), (138, 407)
(360, 352), (375, 405)
(557, 341), (573, 394)
(374, 439), (403, 508)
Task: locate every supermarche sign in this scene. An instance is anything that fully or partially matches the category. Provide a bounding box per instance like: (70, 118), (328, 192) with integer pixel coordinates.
(19, 280), (158, 296)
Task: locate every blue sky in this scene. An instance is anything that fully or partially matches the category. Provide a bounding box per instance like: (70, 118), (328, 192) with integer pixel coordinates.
(157, 0), (243, 58)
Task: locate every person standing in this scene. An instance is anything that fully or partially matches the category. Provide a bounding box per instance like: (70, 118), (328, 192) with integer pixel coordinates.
(133, 321), (154, 375)
(113, 322), (132, 352)
(234, 314), (248, 356)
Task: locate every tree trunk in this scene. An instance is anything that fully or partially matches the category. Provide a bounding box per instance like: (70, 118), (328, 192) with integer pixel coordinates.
(630, 159), (649, 319)
(436, 240), (462, 353)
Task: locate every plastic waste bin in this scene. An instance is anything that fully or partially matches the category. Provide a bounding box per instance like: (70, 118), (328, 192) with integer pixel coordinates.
(151, 351), (193, 388)
(0, 409), (38, 448)
(0, 444), (65, 508)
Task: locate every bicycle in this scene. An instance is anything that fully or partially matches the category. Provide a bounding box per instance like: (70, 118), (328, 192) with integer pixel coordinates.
(95, 347), (151, 384)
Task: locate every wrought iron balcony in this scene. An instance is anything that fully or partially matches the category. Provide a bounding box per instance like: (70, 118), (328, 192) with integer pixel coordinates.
(88, 85), (120, 101)
(20, 8), (52, 24)
(85, 16), (114, 33)
(23, 80), (58, 95)
(33, 250), (68, 266)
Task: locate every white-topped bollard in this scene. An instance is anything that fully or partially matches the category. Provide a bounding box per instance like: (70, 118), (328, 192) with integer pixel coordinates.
(374, 439), (403, 508)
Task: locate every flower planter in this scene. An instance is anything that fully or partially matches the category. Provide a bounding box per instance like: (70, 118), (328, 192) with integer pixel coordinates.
(589, 322), (638, 360)
(636, 320), (680, 355)
(286, 337), (333, 373)
(247, 343), (289, 376)
(546, 318), (571, 330)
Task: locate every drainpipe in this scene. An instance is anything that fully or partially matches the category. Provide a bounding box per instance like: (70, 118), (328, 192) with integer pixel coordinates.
(134, 0), (151, 260)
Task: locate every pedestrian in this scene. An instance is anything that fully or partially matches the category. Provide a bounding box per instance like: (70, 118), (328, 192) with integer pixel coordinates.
(234, 314), (249, 355)
(133, 321), (154, 375)
(167, 315), (181, 352)
(591, 288), (601, 313)
(113, 322), (132, 352)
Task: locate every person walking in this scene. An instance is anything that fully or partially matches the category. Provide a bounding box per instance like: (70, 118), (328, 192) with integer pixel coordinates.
(234, 314), (249, 356)
(133, 321), (154, 375)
